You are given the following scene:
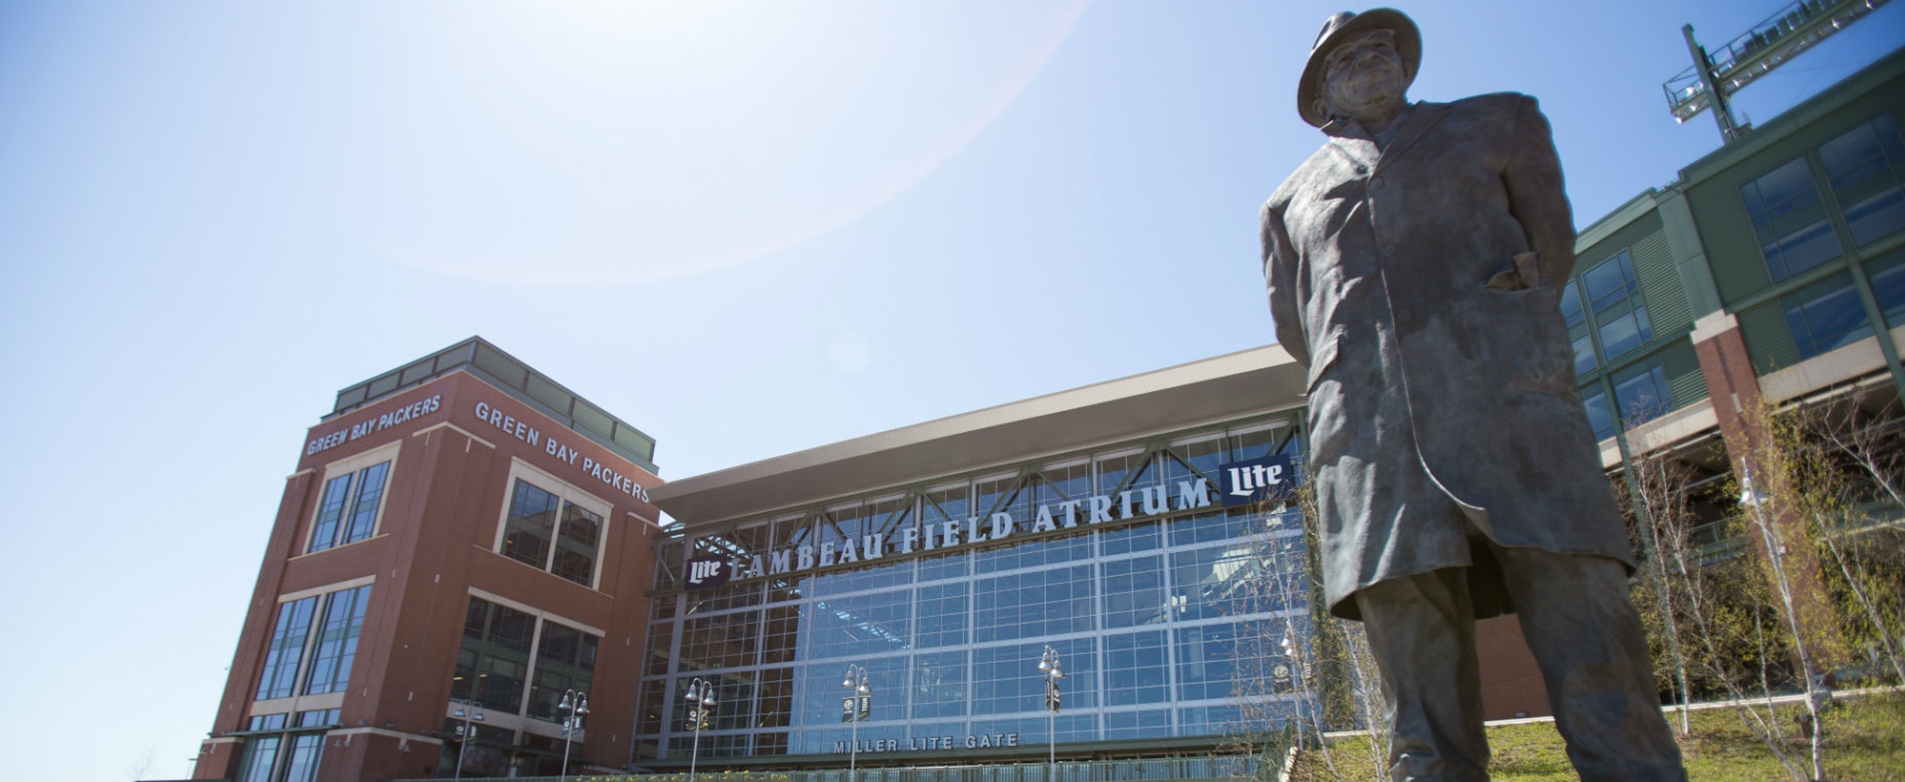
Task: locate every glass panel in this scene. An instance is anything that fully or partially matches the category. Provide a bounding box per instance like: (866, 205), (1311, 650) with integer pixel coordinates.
(551, 501), (602, 586)
(1558, 280), (1585, 327)
(761, 605), (800, 665)
(803, 590), (911, 660)
(913, 581), (969, 649)
(257, 596), (319, 700)
(793, 656), (907, 726)
(1572, 330), (1598, 376)
(237, 736), (281, 782)
(1170, 544), (1275, 621)
(974, 531), (1092, 575)
(971, 638), (1094, 714)
(1583, 389), (1614, 441)
(1782, 272), (1874, 359)
(1169, 509), (1254, 546)
(1104, 709), (1172, 740)
(1822, 114), (1905, 247)
(527, 622), (600, 722)
(1743, 156), (1842, 281)
(282, 734), (324, 782)
(973, 564), (1093, 642)
(1584, 252), (1652, 360)
(1174, 623), (1248, 701)
(308, 473), (352, 553)
(1101, 555), (1167, 629)
(1597, 307), (1653, 360)
(302, 585), (371, 695)
(1100, 519), (1160, 555)
(501, 479), (559, 570)
(1866, 249), (1905, 326)
(645, 621), (675, 676)
(758, 667), (795, 729)
(912, 650), (968, 719)
(452, 597), (534, 713)
(680, 610), (761, 672)
(340, 462), (388, 544)
(1612, 359), (1672, 427)
(1103, 630), (1170, 706)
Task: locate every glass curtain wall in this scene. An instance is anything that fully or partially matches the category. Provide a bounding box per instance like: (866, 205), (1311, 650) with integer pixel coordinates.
(636, 420), (1308, 762)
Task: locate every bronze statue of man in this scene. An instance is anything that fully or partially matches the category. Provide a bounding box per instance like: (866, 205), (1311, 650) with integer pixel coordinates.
(1259, 9), (1688, 782)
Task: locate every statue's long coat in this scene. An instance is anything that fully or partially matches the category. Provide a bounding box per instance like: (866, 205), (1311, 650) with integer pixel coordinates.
(1261, 93), (1635, 620)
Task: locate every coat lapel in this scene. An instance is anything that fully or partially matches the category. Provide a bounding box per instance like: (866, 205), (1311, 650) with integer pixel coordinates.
(1371, 101), (1451, 175)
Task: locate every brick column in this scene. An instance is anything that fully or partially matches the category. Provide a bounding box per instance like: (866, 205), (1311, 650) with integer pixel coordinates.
(1690, 313), (1846, 668)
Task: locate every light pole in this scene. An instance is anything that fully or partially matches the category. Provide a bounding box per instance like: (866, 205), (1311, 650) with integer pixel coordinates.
(556, 689), (588, 782)
(683, 678), (718, 782)
(450, 698), (485, 782)
(840, 665), (873, 781)
(1038, 646), (1065, 782)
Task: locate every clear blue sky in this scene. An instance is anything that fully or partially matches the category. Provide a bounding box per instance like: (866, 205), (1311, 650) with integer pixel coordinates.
(1, 2), (1899, 779)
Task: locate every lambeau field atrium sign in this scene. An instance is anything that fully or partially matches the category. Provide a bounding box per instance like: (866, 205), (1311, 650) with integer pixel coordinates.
(685, 454), (1300, 590)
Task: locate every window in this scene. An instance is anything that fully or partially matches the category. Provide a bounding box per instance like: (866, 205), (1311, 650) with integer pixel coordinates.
(527, 621), (600, 722)
(1743, 156), (1843, 281)
(256, 584), (373, 701)
(453, 597), (535, 713)
(1611, 358), (1672, 428)
(308, 461), (390, 552)
(1821, 113), (1905, 247)
(1782, 272), (1873, 359)
(237, 712), (332, 782)
(257, 598), (317, 700)
(1583, 389), (1615, 442)
(302, 586), (371, 695)
(452, 596), (604, 724)
(499, 477), (605, 587)
(1560, 280), (1597, 375)
(1865, 248), (1905, 326)
(1582, 251), (1653, 361)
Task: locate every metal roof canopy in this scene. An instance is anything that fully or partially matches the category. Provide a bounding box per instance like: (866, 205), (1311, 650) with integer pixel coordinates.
(648, 345), (1308, 528)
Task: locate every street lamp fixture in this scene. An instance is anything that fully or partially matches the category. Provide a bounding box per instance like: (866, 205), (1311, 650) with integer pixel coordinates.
(683, 678), (718, 782)
(841, 664), (874, 781)
(556, 689), (589, 782)
(1037, 646), (1066, 782)
(449, 698), (485, 782)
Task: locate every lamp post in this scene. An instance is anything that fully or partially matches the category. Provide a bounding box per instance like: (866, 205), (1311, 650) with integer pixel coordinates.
(450, 698), (485, 782)
(1038, 646), (1065, 782)
(840, 665), (873, 781)
(556, 689), (588, 782)
(683, 678), (718, 782)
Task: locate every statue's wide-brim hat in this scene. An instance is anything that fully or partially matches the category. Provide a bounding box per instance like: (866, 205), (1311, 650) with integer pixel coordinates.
(1297, 8), (1421, 127)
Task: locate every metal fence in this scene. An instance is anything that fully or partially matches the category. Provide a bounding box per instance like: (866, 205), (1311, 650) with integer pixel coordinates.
(387, 756), (1265, 782)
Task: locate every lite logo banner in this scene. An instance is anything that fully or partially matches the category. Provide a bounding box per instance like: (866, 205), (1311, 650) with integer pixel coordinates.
(686, 556), (730, 589)
(1220, 454), (1300, 507)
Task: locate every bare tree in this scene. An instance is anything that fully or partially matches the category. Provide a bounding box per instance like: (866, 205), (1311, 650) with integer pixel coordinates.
(1787, 395), (1905, 686)
(128, 747), (155, 781)
(1232, 484), (1390, 782)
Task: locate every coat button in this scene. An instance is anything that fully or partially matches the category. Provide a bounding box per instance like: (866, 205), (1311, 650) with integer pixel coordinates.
(1370, 176), (1385, 191)
(1396, 308), (1414, 322)
(1381, 244), (1398, 256)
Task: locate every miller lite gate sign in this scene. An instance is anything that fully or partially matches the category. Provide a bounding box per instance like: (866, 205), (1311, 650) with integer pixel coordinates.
(1219, 454), (1300, 508)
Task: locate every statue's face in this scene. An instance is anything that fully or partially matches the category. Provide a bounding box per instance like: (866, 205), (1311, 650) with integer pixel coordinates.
(1317, 28), (1408, 122)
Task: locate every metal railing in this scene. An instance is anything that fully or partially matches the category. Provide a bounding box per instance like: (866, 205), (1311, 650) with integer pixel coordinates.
(1662, 0), (1891, 122)
(388, 756), (1264, 782)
